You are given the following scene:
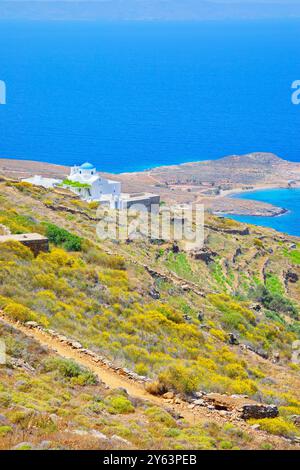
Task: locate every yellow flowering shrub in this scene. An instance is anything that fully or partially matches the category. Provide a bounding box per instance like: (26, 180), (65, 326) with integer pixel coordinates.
(248, 417), (299, 438)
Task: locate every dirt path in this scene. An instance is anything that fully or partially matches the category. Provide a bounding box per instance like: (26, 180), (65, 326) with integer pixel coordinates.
(1, 313), (298, 449)
(0, 313), (202, 423)
(0, 315), (155, 402)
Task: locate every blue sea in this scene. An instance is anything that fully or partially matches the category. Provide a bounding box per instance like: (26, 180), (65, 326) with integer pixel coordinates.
(0, 20), (300, 173)
(1, 20), (300, 235)
(225, 188), (300, 237)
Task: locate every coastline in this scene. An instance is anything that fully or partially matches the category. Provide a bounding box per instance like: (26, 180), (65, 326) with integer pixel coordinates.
(198, 184), (297, 218)
(1, 153), (300, 219)
(215, 186), (300, 237)
(218, 183), (300, 198)
(208, 183), (300, 218)
(213, 207), (289, 219)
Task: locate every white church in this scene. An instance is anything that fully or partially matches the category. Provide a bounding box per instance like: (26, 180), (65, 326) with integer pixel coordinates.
(22, 162), (160, 211)
(65, 162), (121, 207)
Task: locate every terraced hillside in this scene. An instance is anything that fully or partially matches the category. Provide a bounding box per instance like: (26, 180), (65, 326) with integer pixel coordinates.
(0, 179), (300, 449)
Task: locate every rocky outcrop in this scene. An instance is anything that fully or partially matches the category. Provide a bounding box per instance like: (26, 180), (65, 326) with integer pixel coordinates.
(9, 357), (35, 373)
(149, 288), (160, 300)
(249, 304), (261, 312)
(285, 271), (299, 284)
(172, 243), (180, 254)
(242, 344), (269, 360)
(239, 404), (279, 420)
(291, 415), (300, 427)
(191, 248), (218, 264)
(228, 333), (239, 345)
(232, 247), (242, 263)
(163, 391), (279, 421)
(197, 311), (205, 321)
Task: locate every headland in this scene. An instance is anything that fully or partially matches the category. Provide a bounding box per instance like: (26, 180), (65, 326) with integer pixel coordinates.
(1, 152), (299, 217)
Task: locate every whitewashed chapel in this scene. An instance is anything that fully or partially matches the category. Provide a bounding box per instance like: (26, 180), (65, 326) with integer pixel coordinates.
(22, 162), (159, 211)
(66, 162), (121, 206)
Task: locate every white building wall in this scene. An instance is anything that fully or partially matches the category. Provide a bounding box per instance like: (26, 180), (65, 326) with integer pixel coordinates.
(22, 175), (62, 189)
(67, 164), (121, 202)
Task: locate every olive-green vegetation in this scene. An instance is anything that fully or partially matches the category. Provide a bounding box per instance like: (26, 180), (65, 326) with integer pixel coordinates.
(45, 224), (82, 251)
(61, 179), (91, 189)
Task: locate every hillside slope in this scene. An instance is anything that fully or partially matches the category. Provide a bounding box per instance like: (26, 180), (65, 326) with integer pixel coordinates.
(0, 179), (300, 449)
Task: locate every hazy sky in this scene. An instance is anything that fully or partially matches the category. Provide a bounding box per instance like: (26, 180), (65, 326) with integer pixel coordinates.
(2, 0), (300, 4)
(3, 0), (300, 2)
(2, 0), (300, 21)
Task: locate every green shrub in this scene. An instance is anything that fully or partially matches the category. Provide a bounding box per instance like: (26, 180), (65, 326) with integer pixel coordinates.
(135, 362), (149, 376)
(208, 294), (256, 332)
(223, 363), (248, 379)
(260, 443), (273, 450)
(265, 274), (284, 295)
(4, 302), (38, 323)
(0, 210), (38, 234)
(265, 310), (285, 325)
(0, 392), (11, 407)
(158, 364), (200, 395)
(0, 426), (12, 437)
(107, 396), (135, 414)
(71, 372), (98, 386)
(164, 428), (181, 437)
(45, 224), (82, 252)
(61, 179), (91, 189)
(145, 406), (175, 426)
(8, 410), (34, 427)
(219, 440), (233, 450)
(284, 249), (300, 265)
(43, 357), (97, 385)
(288, 321), (300, 337)
(85, 249), (126, 270)
(251, 285), (298, 319)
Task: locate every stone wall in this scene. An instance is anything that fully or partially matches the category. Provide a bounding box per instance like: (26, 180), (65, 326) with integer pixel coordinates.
(124, 194), (161, 212)
(0, 233), (49, 257)
(21, 238), (49, 257)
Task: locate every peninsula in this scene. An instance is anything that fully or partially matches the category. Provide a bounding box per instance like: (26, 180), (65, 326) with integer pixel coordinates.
(1, 152), (299, 217)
